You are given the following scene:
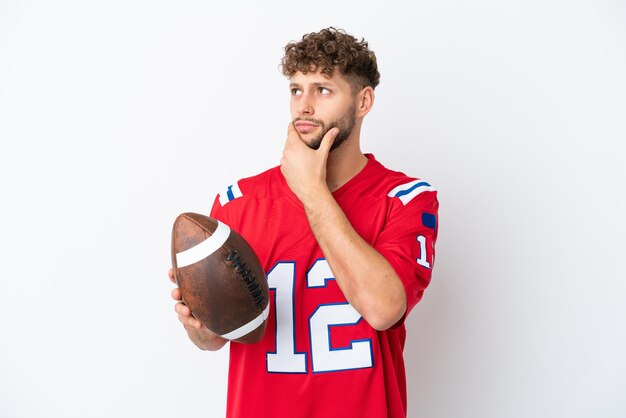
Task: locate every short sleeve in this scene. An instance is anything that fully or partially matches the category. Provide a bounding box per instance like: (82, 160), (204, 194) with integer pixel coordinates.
(209, 194), (226, 221)
(209, 180), (242, 227)
(374, 190), (439, 320)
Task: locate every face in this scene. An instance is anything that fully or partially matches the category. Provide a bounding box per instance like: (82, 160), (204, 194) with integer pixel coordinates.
(289, 70), (358, 151)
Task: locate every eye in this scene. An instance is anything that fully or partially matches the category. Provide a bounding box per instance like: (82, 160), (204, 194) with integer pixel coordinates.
(291, 88), (302, 96)
(319, 87), (331, 95)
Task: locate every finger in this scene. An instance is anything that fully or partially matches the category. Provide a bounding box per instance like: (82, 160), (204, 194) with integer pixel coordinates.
(288, 122), (303, 141)
(286, 122), (295, 140)
(287, 123), (310, 148)
(174, 300), (205, 330)
(283, 124), (303, 157)
(176, 305), (200, 330)
(190, 317), (204, 330)
(178, 313), (203, 330)
(168, 268), (175, 283)
(319, 127), (339, 154)
(175, 301), (191, 317)
(171, 287), (182, 301)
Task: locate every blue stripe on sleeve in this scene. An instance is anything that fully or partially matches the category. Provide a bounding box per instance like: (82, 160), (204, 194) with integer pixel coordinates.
(395, 181), (431, 198)
(226, 185), (235, 201)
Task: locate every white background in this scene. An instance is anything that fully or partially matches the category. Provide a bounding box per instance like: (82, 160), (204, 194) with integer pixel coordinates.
(1, 1), (625, 417)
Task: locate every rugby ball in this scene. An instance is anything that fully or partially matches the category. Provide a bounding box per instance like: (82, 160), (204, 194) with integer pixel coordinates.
(171, 212), (269, 344)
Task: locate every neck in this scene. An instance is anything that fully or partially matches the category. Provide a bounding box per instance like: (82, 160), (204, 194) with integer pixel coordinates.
(325, 128), (368, 192)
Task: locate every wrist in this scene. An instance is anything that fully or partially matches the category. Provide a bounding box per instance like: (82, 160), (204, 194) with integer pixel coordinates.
(298, 183), (332, 212)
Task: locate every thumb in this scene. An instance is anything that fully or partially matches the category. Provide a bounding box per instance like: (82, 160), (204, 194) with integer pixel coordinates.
(319, 127), (339, 155)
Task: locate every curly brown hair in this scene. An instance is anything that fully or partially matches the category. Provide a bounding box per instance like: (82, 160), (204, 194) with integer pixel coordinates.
(281, 27), (380, 92)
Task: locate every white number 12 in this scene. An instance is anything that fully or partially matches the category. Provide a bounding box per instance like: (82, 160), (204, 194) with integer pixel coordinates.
(266, 260), (374, 374)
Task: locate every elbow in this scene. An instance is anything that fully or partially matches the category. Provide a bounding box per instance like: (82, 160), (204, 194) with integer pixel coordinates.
(362, 300), (407, 331)
(357, 275), (408, 331)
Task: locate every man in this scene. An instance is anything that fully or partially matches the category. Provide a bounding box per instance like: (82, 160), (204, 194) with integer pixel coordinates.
(170, 27), (439, 418)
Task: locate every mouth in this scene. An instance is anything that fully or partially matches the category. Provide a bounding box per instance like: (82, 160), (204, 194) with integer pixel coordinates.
(294, 121), (320, 134)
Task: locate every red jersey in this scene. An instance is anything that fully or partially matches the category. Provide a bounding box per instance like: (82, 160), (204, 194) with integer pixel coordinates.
(210, 154), (439, 418)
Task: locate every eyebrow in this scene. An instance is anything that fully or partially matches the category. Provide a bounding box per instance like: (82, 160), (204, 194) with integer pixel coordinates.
(289, 81), (336, 89)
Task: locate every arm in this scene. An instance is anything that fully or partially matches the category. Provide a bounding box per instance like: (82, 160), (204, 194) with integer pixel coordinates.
(169, 269), (228, 351)
(303, 189), (407, 331)
(280, 126), (406, 331)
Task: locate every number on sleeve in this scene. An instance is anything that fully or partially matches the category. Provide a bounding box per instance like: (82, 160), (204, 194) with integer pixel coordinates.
(416, 235), (431, 268)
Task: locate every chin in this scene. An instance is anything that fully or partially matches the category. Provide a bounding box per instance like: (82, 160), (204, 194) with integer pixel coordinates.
(300, 134), (323, 150)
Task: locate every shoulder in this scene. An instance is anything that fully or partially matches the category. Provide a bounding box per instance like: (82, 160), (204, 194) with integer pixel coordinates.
(386, 176), (437, 206)
(210, 166), (283, 228)
(216, 166), (282, 207)
(366, 155), (438, 208)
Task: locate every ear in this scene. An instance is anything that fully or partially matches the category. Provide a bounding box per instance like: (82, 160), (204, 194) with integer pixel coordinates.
(356, 86), (375, 118)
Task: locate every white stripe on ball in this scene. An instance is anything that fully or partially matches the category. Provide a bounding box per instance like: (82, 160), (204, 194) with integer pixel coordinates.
(221, 303), (270, 340)
(176, 220), (231, 267)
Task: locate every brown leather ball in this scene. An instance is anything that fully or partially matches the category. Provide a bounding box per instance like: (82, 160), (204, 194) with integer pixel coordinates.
(171, 212), (269, 344)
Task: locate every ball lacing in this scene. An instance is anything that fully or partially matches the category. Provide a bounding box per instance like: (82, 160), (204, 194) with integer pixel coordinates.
(226, 249), (265, 308)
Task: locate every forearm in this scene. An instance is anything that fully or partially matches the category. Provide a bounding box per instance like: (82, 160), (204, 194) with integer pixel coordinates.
(302, 188), (407, 330)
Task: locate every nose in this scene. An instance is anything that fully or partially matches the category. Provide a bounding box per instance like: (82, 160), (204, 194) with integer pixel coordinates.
(297, 94), (313, 116)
